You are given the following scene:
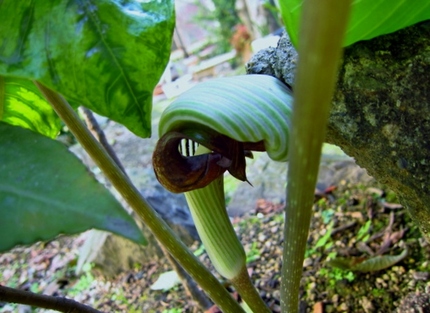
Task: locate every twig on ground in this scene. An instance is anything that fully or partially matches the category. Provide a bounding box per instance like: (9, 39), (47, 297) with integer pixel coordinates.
(331, 221), (357, 236)
(0, 285), (103, 313)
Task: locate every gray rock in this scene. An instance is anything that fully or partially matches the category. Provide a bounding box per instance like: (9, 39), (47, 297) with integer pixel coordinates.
(246, 21), (430, 239)
(76, 229), (160, 278)
(140, 171), (198, 242)
(227, 153), (287, 216)
(246, 34), (298, 86)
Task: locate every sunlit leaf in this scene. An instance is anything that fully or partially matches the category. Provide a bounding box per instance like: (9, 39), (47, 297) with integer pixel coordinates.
(0, 122), (146, 252)
(0, 76), (61, 138)
(279, 0), (430, 47)
(0, 0), (175, 138)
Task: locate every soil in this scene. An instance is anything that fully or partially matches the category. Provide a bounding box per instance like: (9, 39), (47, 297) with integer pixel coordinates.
(1, 177), (430, 313)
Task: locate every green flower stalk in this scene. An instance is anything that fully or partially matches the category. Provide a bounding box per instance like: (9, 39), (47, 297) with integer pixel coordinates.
(184, 151), (245, 280)
(178, 144), (271, 313)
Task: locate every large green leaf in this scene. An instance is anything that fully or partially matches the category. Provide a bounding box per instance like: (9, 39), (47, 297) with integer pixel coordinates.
(279, 0), (430, 47)
(0, 122), (146, 252)
(0, 0), (175, 138)
(0, 76), (61, 138)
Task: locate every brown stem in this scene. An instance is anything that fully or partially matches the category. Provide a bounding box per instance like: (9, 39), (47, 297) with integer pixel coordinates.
(0, 285), (103, 313)
(79, 107), (127, 175)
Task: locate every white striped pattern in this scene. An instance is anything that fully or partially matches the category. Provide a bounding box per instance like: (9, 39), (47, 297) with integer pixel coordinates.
(159, 75), (293, 162)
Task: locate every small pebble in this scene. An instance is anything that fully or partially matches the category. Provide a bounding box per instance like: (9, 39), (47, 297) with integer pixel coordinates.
(360, 296), (375, 313)
(419, 237), (429, 248)
(376, 277), (388, 288)
(337, 302), (348, 312)
(303, 258), (313, 267)
(393, 266), (406, 274)
(308, 282), (316, 291)
(389, 272), (399, 284)
(332, 294), (339, 304)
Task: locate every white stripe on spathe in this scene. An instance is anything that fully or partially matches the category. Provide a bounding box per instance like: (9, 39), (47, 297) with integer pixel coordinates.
(159, 74), (293, 162)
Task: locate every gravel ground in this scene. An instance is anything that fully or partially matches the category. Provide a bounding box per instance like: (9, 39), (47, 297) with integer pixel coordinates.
(1, 179), (430, 313)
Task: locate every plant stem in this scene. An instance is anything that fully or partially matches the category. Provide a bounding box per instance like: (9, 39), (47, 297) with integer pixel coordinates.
(230, 266), (272, 313)
(0, 285), (103, 313)
(281, 1), (351, 312)
(34, 82), (245, 313)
